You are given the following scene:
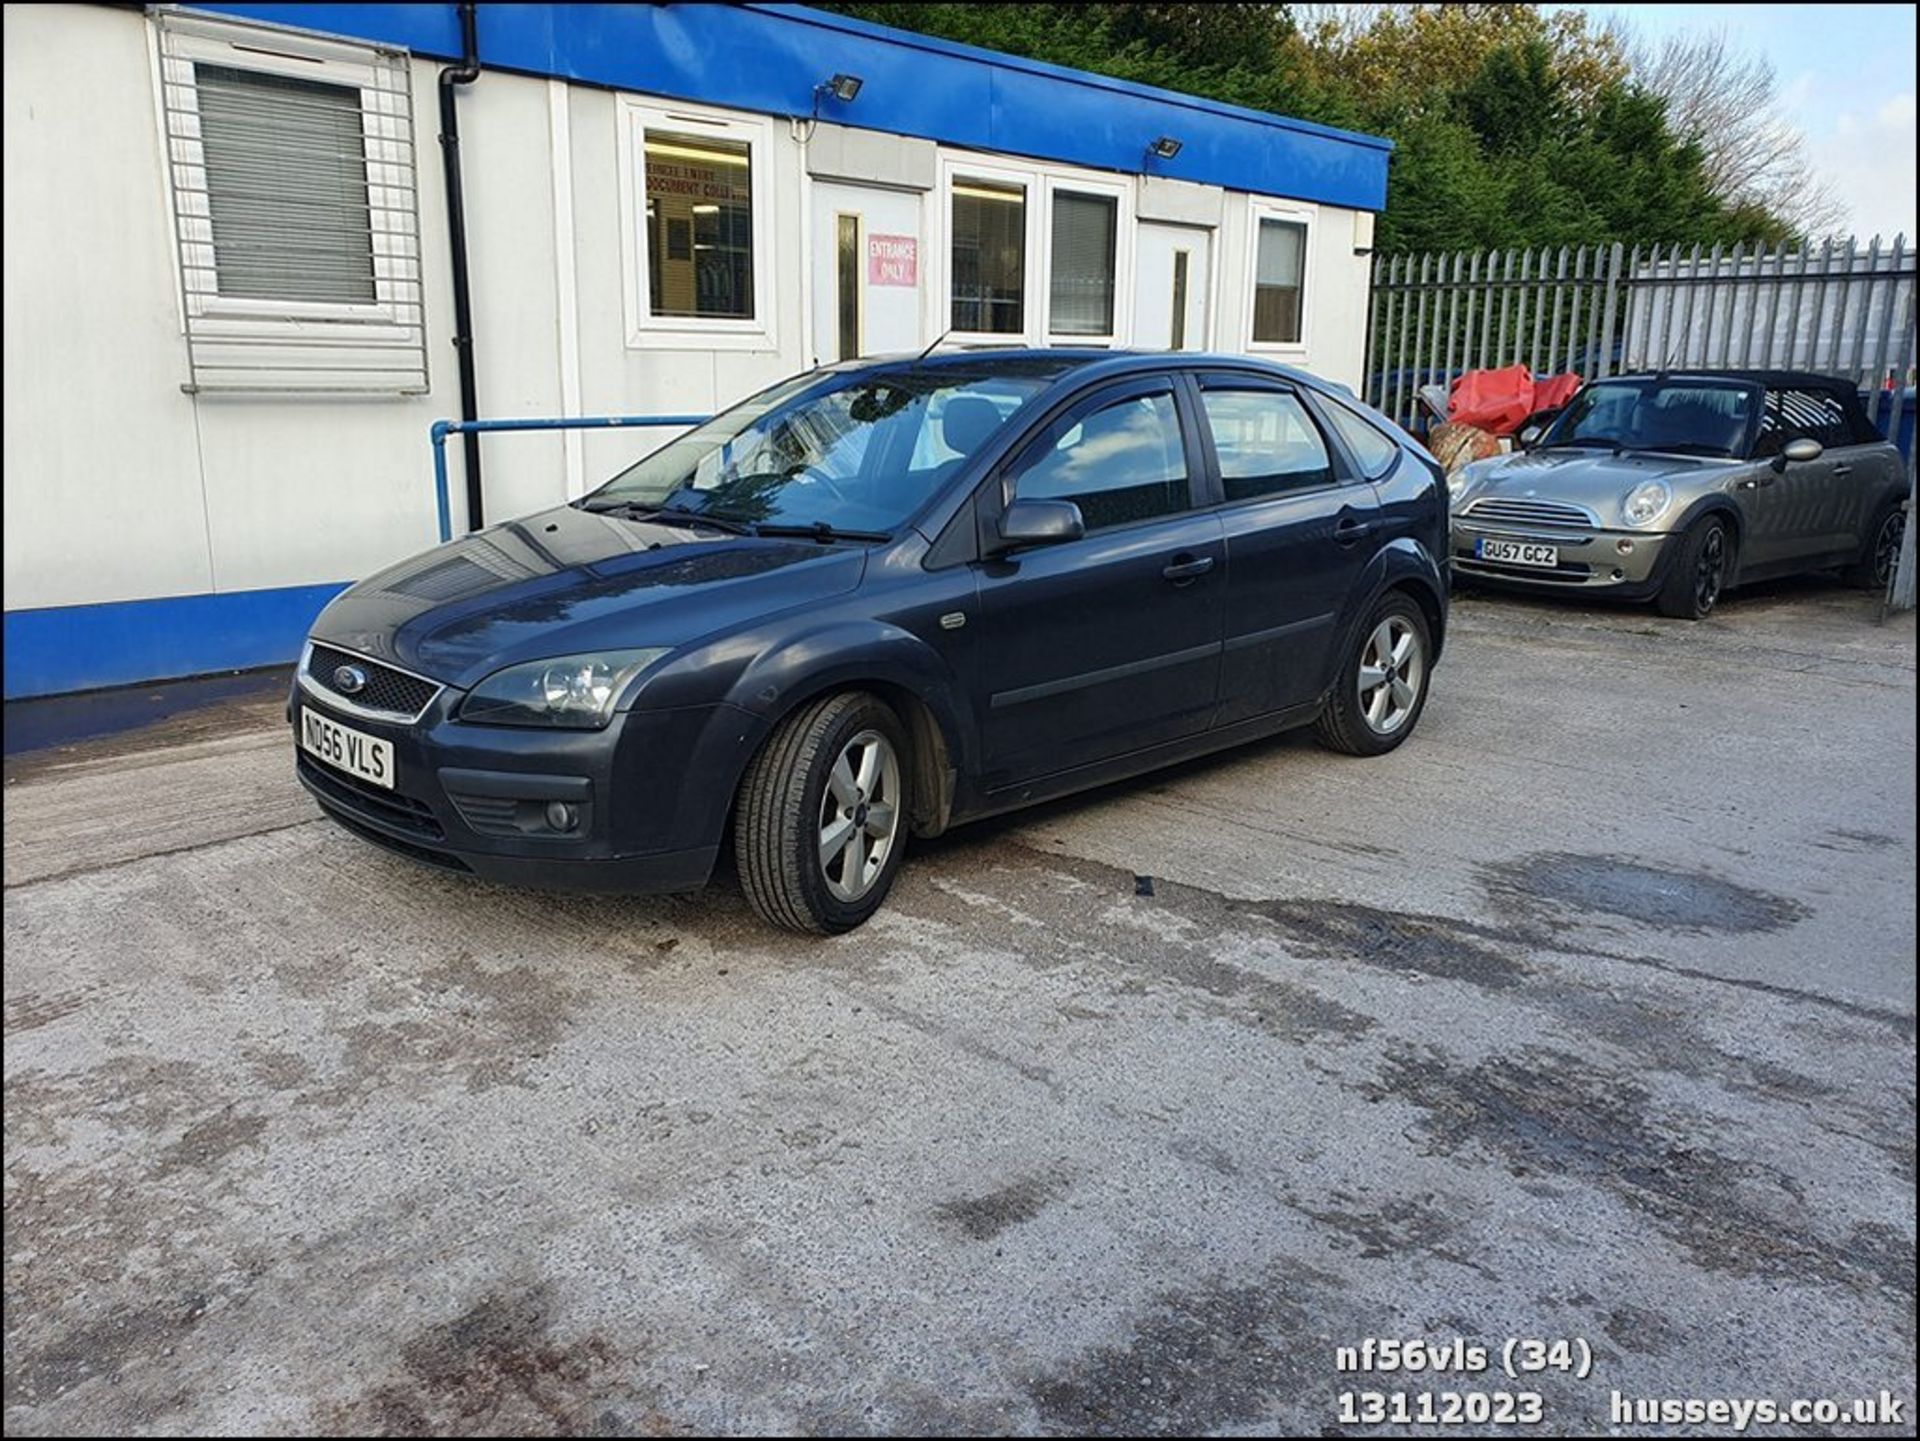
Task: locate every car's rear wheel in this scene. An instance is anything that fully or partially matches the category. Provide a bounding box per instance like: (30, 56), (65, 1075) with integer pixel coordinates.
(734, 691), (910, 934)
(1313, 592), (1433, 757)
(1654, 515), (1730, 619)
(1843, 502), (1905, 590)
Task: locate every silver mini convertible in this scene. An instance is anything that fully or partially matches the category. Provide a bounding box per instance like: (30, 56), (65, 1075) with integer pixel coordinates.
(1449, 370), (1907, 618)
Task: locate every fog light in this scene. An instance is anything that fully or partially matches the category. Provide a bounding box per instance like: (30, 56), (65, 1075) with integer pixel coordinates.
(544, 801), (579, 832)
(1616, 538), (1635, 555)
(1611, 568), (1625, 580)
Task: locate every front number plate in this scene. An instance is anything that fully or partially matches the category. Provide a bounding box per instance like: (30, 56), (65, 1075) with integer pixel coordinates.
(1476, 537), (1560, 569)
(300, 709), (395, 790)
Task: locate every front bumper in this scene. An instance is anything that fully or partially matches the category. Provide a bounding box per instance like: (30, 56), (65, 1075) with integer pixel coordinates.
(291, 677), (753, 895)
(1449, 516), (1675, 598)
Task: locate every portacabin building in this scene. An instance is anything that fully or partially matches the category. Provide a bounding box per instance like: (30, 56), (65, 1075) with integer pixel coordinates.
(2, 3), (1393, 698)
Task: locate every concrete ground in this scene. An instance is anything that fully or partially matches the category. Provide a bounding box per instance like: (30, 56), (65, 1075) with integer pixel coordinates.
(4, 580), (1914, 1436)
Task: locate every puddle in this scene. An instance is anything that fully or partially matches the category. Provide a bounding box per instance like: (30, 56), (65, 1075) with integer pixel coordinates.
(1484, 852), (1807, 935)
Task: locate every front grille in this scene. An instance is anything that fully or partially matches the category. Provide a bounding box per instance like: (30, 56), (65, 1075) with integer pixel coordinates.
(1465, 496), (1598, 529)
(306, 643), (440, 718)
(297, 754), (445, 839)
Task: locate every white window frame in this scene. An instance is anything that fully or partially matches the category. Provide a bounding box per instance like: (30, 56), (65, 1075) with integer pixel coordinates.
(1244, 198), (1316, 356)
(618, 96), (777, 351)
(158, 16), (418, 336)
(934, 153), (1140, 351)
(1041, 172), (1134, 348)
(936, 155), (1043, 347)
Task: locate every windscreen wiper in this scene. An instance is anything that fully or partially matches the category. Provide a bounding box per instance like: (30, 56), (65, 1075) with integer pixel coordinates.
(582, 498), (758, 535)
(753, 521), (892, 544)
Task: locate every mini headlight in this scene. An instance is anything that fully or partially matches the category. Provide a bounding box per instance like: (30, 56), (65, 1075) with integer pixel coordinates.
(1622, 479), (1672, 528)
(460, 648), (669, 728)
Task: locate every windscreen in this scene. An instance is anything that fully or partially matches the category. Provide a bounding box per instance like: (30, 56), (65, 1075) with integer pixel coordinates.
(1541, 380), (1757, 458)
(587, 361), (1077, 532)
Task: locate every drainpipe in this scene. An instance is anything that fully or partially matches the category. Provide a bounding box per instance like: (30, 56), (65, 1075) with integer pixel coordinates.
(437, 3), (484, 531)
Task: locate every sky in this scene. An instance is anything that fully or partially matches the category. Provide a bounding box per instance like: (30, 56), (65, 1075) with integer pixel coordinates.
(1548, 3), (1917, 241)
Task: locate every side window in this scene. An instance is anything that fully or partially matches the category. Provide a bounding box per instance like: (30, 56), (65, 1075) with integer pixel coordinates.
(1201, 390), (1336, 500)
(1323, 400), (1402, 479)
(1011, 391), (1189, 531)
(1758, 388), (1850, 455)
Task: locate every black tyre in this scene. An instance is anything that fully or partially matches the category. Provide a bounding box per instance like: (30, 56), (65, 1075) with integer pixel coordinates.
(1654, 515), (1731, 619)
(1842, 502), (1905, 590)
(1313, 592), (1434, 757)
(733, 691), (911, 934)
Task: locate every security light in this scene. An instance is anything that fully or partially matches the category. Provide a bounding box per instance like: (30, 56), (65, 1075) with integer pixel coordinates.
(825, 73), (863, 103)
(1148, 135), (1183, 160)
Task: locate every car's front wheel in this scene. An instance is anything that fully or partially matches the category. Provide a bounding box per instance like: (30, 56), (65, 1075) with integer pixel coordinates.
(1314, 592), (1433, 757)
(1654, 515), (1731, 619)
(734, 691), (911, 933)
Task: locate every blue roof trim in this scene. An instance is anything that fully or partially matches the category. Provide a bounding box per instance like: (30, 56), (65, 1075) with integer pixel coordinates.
(191, 3), (1391, 211)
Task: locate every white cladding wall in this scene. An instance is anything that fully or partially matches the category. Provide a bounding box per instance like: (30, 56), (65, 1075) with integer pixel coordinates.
(3, 5), (1378, 616)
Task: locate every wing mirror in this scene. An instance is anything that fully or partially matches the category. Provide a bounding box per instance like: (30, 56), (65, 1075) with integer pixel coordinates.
(996, 498), (1084, 551)
(1780, 437), (1824, 465)
(1517, 423), (1544, 450)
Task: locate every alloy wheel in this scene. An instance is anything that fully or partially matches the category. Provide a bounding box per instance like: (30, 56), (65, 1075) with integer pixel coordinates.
(1695, 526), (1727, 613)
(818, 729), (901, 902)
(1357, 616), (1425, 736)
(1873, 511), (1905, 588)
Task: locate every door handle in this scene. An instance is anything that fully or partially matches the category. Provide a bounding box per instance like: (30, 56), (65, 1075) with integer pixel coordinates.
(1832, 464), (1853, 476)
(1161, 554), (1215, 584)
(1333, 515), (1375, 544)
(1741, 474), (1776, 489)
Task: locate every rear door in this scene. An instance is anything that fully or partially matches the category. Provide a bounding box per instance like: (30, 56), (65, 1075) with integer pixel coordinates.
(1191, 373), (1381, 723)
(972, 376), (1225, 788)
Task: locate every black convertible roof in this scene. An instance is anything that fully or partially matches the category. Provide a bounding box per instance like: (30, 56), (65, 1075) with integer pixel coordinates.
(1627, 368), (1864, 396)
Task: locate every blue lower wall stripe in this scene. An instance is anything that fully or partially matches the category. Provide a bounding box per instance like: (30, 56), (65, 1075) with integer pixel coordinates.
(4, 582), (348, 700)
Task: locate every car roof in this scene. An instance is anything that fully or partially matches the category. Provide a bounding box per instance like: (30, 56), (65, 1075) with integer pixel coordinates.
(820, 346), (1328, 392)
(1609, 368), (1864, 397)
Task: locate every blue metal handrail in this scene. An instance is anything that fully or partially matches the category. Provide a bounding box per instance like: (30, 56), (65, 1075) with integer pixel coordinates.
(430, 414), (711, 540)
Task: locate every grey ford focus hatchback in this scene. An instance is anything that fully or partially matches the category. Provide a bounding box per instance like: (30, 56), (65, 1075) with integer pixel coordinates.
(294, 350), (1449, 932)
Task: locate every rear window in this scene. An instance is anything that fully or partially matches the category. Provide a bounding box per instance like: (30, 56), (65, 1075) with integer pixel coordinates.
(1322, 400), (1402, 479)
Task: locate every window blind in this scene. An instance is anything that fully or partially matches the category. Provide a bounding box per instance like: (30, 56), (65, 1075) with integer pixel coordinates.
(196, 64), (377, 305)
(1253, 218), (1306, 344)
(1049, 191), (1116, 336)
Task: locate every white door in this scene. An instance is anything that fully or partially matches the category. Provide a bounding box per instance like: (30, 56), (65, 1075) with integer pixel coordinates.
(1134, 222), (1210, 352)
(811, 181), (923, 366)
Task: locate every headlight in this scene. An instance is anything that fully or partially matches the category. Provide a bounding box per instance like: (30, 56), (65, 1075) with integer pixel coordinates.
(1622, 479), (1672, 528)
(460, 648), (668, 728)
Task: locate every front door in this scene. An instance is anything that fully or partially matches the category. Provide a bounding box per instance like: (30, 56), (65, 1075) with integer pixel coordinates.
(1745, 386), (1846, 569)
(811, 181), (922, 366)
(973, 377), (1225, 788)
(1133, 223), (1210, 352)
